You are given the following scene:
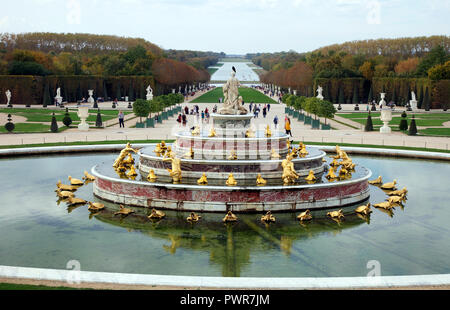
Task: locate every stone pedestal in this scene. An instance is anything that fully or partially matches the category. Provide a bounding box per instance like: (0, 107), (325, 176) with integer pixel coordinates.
(410, 100), (418, 111)
(212, 113), (253, 137)
(146, 94), (153, 101)
(77, 106), (90, 131)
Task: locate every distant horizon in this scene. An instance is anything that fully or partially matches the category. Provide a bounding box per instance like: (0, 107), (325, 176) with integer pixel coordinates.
(0, 0), (449, 54)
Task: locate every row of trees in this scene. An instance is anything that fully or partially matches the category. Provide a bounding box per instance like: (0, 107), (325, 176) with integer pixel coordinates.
(283, 94), (337, 125)
(133, 93), (184, 122)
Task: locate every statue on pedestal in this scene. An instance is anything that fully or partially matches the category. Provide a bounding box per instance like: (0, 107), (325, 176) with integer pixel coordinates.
(146, 85), (154, 101)
(316, 86), (324, 100)
(218, 67), (249, 115)
(5, 90), (11, 106)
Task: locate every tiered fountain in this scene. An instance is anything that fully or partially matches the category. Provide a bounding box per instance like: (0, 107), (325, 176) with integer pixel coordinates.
(92, 70), (371, 213)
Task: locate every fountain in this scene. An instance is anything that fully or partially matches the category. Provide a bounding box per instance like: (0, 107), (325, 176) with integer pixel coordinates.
(92, 70), (372, 212)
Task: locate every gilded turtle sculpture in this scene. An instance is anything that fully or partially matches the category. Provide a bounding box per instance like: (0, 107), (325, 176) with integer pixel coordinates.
(369, 176), (383, 185)
(355, 203), (372, 216)
(114, 205), (135, 216)
(67, 197), (87, 206)
(88, 202), (105, 212)
(327, 209), (345, 220)
(187, 212), (202, 223)
(197, 173), (208, 185)
(381, 179), (397, 190)
(305, 170), (316, 182)
(256, 174), (267, 186)
(223, 211), (238, 223)
(297, 210), (313, 222)
(148, 208), (166, 220)
(226, 173), (238, 186)
(68, 176), (84, 186)
(261, 211), (276, 223)
(56, 180), (77, 192)
(82, 171), (96, 182)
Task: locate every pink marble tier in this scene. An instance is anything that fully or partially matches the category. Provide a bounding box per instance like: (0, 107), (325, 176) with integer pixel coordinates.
(92, 164), (372, 213)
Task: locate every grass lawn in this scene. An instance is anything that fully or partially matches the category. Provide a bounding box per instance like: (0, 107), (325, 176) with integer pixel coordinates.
(419, 128), (450, 136)
(191, 87), (276, 104)
(0, 282), (90, 290)
(337, 112), (450, 136)
(208, 68), (219, 75)
(0, 123), (72, 133)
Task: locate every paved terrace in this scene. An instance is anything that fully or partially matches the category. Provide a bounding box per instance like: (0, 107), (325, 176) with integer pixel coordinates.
(0, 92), (449, 151)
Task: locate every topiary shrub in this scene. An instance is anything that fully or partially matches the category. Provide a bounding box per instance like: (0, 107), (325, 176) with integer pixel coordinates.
(364, 111), (374, 131)
(408, 115), (418, 136)
(5, 114), (15, 133)
(62, 108), (72, 127)
(399, 111), (408, 131)
(50, 113), (59, 133)
(95, 109), (103, 128)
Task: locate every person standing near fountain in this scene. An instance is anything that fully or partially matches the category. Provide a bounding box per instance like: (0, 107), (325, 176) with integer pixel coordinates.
(118, 110), (125, 128)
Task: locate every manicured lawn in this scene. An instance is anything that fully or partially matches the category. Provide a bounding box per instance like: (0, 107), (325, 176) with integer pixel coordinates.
(0, 283), (89, 290)
(1, 123), (50, 133)
(419, 128), (450, 136)
(0, 108), (121, 123)
(208, 68), (219, 75)
(191, 87), (276, 104)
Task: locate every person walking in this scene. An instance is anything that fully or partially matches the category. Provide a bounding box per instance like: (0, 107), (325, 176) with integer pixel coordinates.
(118, 110), (125, 128)
(285, 116), (292, 137)
(263, 107), (267, 118)
(273, 115), (279, 129)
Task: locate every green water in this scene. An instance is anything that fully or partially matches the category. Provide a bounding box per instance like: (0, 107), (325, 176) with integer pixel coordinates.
(0, 153), (449, 278)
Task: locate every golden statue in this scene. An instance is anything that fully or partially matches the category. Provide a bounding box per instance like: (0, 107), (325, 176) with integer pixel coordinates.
(154, 143), (163, 156)
(68, 176), (84, 186)
(374, 201), (394, 210)
(147, 170), (157, 182)
(261, 211), (276, 223)
(163, 152), (182, 183)
(208, 128), (217, 137)
(191, 126), (201, 136)
(113, 143), (139, 169)
(82, 171), (96, 182)
(88, 202), (105, 212)
(327, 209), (345, 220)
(326, 167), (338, 180)
(197, 173), (208, 185)
(297, 210), (312, 222)
(271, 149), (281, 159)
(160, 141), (168, 152)
(56, 180), (77, 192)
(226, 173), (238, 186)
(265, 125), (272, 137)
(127, 165), (138, 178)
(245, 128), (255, 138)
(187, 212), (202, 223)
(305, 170), (316, 182)
(381, 179), (397, 190)
(290, 147), (299, 158)
(116, 165), (127, 173)
(114, 205), (135, 216)
(228, 150), (237, 161)
(256, 174), (267, 186)
(282, 154), (300, 185)
(148, 208), (166, 220)
(388, 195), (406, 204)
(223, 211), (238, 223)
(184, 147), (194, 159)
(342, 160), (356, 171)
(355, 203), (372, 216)
(330, 159), (341, 168)
(299, 148), (309, 158)
(56, 189), (75, 199)
(67, 197), (87, 206)
(389, 187), (408, 197)
(122, 153), (135, 168)
(339, 167), (349, 177)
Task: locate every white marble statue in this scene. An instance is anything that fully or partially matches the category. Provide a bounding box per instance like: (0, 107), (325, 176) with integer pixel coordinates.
(55, 87), (63, 105)
(146, 85), (154, 101)
(316, 85), (324, 100)
(87, 90), (95, 104)
(5, 89), (11, 106)
(410, 91), (418, 110)
(218, 68), (248, 115)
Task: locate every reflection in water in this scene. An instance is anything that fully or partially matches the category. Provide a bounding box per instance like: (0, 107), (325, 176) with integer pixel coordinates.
(92, 205), (369, 277)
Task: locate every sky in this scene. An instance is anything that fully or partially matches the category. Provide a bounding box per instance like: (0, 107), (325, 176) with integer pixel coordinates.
(0, 0), (449, 54)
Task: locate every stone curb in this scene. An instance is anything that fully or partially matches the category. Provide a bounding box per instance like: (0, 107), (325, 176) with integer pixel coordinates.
(0, 265), (449, 289)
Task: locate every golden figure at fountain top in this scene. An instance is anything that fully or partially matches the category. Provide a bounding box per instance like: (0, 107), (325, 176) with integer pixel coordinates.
(197, 173), (208, 185)
(163, 152), (182, 183)
(261, 211), (276, 223)
(226, 173), (238, 186)
(113, 143), (139, 168)
(223, 211), (238, 222)
(265, 125), (272, 138)
(208, 128), (217, 137)
(256, 174), (267, 186)
(282, 154), (300, 185)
